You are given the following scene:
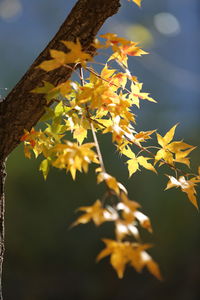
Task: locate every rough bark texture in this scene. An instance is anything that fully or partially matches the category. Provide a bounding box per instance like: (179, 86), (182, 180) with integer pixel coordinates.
(0, 161), (5, 300)
(0, 0), (121, 161)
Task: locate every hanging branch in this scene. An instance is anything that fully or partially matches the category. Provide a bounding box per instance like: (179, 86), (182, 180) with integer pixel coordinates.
(0, 1), (121, 299)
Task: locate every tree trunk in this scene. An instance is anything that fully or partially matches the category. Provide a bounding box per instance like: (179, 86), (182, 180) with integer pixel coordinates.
(0, 0), (121, 298)
(0, 161), (6, 300)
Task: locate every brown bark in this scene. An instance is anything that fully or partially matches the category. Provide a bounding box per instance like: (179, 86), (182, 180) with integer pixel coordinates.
(0, 0), (120, 161)
(0, 160), (5, 300)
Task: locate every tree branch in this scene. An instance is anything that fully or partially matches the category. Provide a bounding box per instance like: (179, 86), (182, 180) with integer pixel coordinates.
(0, 0), (120, 161)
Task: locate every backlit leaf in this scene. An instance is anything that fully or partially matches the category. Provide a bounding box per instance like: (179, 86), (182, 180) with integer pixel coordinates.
(157, 124), (178, 148)
(38, 59), (63, 72)
(97, 240), (162, 279)
(73, 126), (87, 145)
(127, 157), (139, 176)
(165, 176), (198, 209)
(38, 39), (92, 71)
(137, 156), (157, 173)
(97, 172), (120, 195)
(128, 0), (142, 7)
(39, 158), (50, 180)
(129, 82), (157, 108)
(61, 39), (92, 65)
(73, 200), (110, 226)
(134, 211), (153, 233)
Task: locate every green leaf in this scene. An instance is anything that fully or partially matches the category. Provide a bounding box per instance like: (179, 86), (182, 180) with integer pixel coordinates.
(39, 158), (51, 180)
(39, 107), (55, 122)
(31, 81), (55, 94)
(31, 81), (60, 103)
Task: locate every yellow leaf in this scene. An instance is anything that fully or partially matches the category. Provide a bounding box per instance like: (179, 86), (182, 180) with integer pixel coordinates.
(70, 166), (77, 180)
(155, 149), (174, 165)
(108, 51), (128, 67)
(38, 59), (62, 72)
(127, 157), (139, 176)
(97, 172), (120, 195)
(110, 73), (128, 90)
(94, 118), (112, 128)
(38, 39), (92, 72)
(97, 239), (129, 278)
(175, 147), (195, 159)
(31, 81), (55, 94)
(156, 133), (165, 148)
(134, 130), (156, 143)
(186, 188), (198, 209)
(24, 145), (32, 159)
(174, 147), (196, 167)
(146, 256), (163, 280)
(61, 39), (92, 65)
(121, 146), (135, 159)
(101, 65), (116, 80)
(101, 33), (146, 66)
(39, 159), (50, 180)
(95, 167), (102, 173)
(117, 182), (128, 195)
(120, 192), (141, 210)
(110, 248), (128, 278)
(165, 176), (180, 190)
(128, 0), (142, 7)
(52, 142), (97, 179)
(124, 44), (147, 56)
(50, 49), (69, 64)
(115, 221), (130, 241)
(115, 220), (140, 241)
(129, 244), (151, 272)
(56, 80), (72, 97)
(73, 126), (87, 145)
(134, 211), (153, 233)
(116, 193), (140, 224)
(129, 82), (157, 108)
(137, 156), (157, 173)
(73, 200), (108, 226)
(31, 81), (60, 103)
(175, 157), (190, 167)
(165, 176), (198, 209)
(97, 240), (162, 280)
(96, 240), (114, 261)
(167, 141), (194, 153)
(106, 176), (120, 195)
(161, 124), (178, 147)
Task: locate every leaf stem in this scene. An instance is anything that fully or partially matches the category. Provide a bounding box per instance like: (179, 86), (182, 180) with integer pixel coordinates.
(79, 66), (106, 173)
(90, 121), (106, 173)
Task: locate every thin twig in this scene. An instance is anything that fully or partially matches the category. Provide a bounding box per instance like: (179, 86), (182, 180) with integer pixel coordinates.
(90, 121), (106, 173)
(79, 66), (106, 173)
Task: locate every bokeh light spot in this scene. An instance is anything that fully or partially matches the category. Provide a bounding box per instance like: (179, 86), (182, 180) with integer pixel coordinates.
(126, 24), (154, 47)
(154, 12), (180, 36)
(0, 0), (22, 21)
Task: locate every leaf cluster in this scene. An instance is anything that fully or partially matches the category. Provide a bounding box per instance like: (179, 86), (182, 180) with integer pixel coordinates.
(21, 0), (199, 280)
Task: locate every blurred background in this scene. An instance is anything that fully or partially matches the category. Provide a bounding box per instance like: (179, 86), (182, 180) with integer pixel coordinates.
(1, 0), (200, 299)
